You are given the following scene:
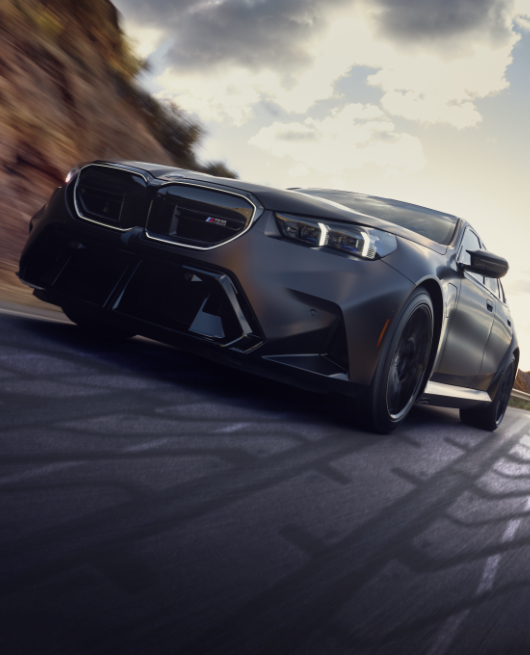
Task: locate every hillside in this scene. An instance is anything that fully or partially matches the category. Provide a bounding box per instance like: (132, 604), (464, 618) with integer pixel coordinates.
(0, 0), (234, 277)
(514, 369), (530, 394)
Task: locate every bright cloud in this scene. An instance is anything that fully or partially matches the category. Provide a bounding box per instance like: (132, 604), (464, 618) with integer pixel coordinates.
(249, 103), (426, 174)
(515, 0), (530, 17)
(155, 4), (521, 130)
(156, 68), (277, 125)
(120, 22), (166, 59)
(368, 39), (517, 128)
(514, 0), (530, 29)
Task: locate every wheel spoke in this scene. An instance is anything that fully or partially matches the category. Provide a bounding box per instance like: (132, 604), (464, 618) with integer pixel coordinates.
(495, 364), (514, 425)
(386, 305), (431, 421)
(387, 361), (402, 414)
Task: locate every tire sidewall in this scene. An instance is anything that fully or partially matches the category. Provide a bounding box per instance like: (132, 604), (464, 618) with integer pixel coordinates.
(460, 354), (516, 431)
(493, 355), (516, 428)
(367, 288), (434, 433)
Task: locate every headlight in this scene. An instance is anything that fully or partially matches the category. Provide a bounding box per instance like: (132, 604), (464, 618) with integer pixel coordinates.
(276, 213), (397, 260)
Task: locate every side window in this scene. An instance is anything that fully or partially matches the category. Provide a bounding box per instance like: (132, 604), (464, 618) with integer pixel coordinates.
(498, 280), (507, 304)
(484, 276), (500, 298)
(478, 237), (501, 299)
(458, 229), (483, 284)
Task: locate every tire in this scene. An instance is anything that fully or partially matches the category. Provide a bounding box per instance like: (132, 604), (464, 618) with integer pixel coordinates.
(360, 288), (434, 434)
(460, 355), (516, 431)
(62, 306), (136, 340)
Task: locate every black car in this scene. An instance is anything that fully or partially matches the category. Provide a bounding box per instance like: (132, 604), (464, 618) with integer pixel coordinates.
(18, 160), (516, 433)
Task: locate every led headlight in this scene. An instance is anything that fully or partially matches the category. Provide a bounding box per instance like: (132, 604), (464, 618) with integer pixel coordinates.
(276, 213), (397, 260)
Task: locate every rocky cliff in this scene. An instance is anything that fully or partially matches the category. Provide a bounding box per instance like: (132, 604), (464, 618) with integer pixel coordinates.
(0, 0), (230, 276)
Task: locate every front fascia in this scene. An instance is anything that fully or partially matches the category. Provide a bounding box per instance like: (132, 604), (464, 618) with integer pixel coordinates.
(20, 184), (417, 392)
(169, 211), (415, 387)
(35, 166), (514, 404)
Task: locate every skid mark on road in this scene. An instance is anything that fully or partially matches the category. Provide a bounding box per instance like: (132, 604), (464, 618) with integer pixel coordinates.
(122, 438), (174, 453)
(0, 462), (83, 486)
(3, 307), (530, 655)
(427, 417), (530, 655)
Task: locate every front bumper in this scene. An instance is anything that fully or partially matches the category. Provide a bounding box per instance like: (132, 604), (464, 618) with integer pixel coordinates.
(19, 182), (415, 397)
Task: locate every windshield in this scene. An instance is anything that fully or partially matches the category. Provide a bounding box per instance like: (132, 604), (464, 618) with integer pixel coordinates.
(296, 189), (459, 246)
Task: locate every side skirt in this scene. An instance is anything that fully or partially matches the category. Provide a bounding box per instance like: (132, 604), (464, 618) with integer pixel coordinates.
(418, 380), (491, 409)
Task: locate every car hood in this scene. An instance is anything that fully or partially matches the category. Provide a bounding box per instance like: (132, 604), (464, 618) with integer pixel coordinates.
(107, 160), (453, 254)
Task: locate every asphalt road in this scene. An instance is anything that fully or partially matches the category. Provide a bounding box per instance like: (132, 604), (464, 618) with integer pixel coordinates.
(1, 300), (530, 655)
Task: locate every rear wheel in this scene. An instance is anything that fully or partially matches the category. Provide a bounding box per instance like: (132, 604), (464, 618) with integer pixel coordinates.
(62, 306), (136, 340)
(360, 288), (433, 434)
(460, 355), (516, 431)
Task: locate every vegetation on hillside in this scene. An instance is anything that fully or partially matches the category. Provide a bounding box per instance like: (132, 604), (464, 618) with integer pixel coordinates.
(1, 0), (237, 177)
(514, 369), (530, 394)
(509, 396), (530, 412)
(0, 0), (237, 275)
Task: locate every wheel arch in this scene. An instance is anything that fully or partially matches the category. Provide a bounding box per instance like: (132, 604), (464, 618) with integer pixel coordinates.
(416, 278), (444, 385)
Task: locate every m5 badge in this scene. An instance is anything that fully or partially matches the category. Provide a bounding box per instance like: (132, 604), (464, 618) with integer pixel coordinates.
(206, 217), (227, 227)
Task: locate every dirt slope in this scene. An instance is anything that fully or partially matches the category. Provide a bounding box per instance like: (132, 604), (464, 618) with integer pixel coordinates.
(0, 0), (193, 275)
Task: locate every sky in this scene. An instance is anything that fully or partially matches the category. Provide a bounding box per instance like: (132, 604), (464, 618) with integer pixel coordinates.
(112, 0), (530, 368)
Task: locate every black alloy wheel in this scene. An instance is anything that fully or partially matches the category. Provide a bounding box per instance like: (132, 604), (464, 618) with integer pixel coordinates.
(460, 355), (516, 431)
(360, 288), (433, 434)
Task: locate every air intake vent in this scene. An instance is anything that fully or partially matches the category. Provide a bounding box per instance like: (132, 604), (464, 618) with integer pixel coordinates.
(147, 184), (256, 248)
(75, 165), (148, 230)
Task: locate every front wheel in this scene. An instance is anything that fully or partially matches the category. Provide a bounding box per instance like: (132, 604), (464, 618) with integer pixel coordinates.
(460, 355), (516, 431)
(359, 288), (434, 434)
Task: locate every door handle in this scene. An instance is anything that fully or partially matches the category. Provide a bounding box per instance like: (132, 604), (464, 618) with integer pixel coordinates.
(487, 301), (494, 312)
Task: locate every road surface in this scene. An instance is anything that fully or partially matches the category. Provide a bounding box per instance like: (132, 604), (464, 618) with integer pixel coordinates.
(1, 300), (529, 655)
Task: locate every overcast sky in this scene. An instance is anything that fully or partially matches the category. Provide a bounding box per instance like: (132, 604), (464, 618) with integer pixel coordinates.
(113, 0), (530, 367)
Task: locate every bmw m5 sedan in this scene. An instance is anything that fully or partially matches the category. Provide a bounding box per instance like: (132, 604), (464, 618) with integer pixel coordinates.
(18, 160), (516, 433)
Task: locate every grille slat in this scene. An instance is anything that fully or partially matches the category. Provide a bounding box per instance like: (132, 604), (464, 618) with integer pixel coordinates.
(75, 165), (148, 230)
(147, 184), (255, 248)
(74, 165), (256, 248)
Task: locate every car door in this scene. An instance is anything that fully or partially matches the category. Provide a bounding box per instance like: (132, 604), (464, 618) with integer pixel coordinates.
(434, 228), (495, 387)
(477, 276), (513, 389)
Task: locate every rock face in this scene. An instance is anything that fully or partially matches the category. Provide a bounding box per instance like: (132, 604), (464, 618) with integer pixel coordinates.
(514, 369), (530, 394)
(0, 0), (183, 274)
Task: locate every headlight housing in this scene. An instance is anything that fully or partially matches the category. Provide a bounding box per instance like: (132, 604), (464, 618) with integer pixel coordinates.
(276, 213), (398, 260)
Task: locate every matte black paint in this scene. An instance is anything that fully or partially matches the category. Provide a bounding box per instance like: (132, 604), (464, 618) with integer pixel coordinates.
(18, 161), (517, 410)
(435, 273), (495, 388)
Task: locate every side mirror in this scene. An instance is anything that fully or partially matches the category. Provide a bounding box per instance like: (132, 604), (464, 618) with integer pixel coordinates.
(463, 249), (509, 278)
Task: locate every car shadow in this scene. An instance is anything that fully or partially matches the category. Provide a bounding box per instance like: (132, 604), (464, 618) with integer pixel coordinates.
(14, 314), (461, 436)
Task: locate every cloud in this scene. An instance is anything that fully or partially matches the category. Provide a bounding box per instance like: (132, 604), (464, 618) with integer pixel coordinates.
(123, 23), (166, 59)
(373, 0), (514, 47)
(367, 38), (517, 127)
(114, 0), (525, 134)
(113, 0), (195, 24)
(272, 125), (318, 142)
(505, 279), (530, 295)
(115, 0), (518, 71)
(248, 103), (426, 174)
(152, 12), (373, 123)
(155, 68), (277, 125)
(288, 163), (310, 177)
(517, 15), (530, 28)
(514, 0), (530, 29)
(154, 6), (519, 130)
(114, 0), (351, 74)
